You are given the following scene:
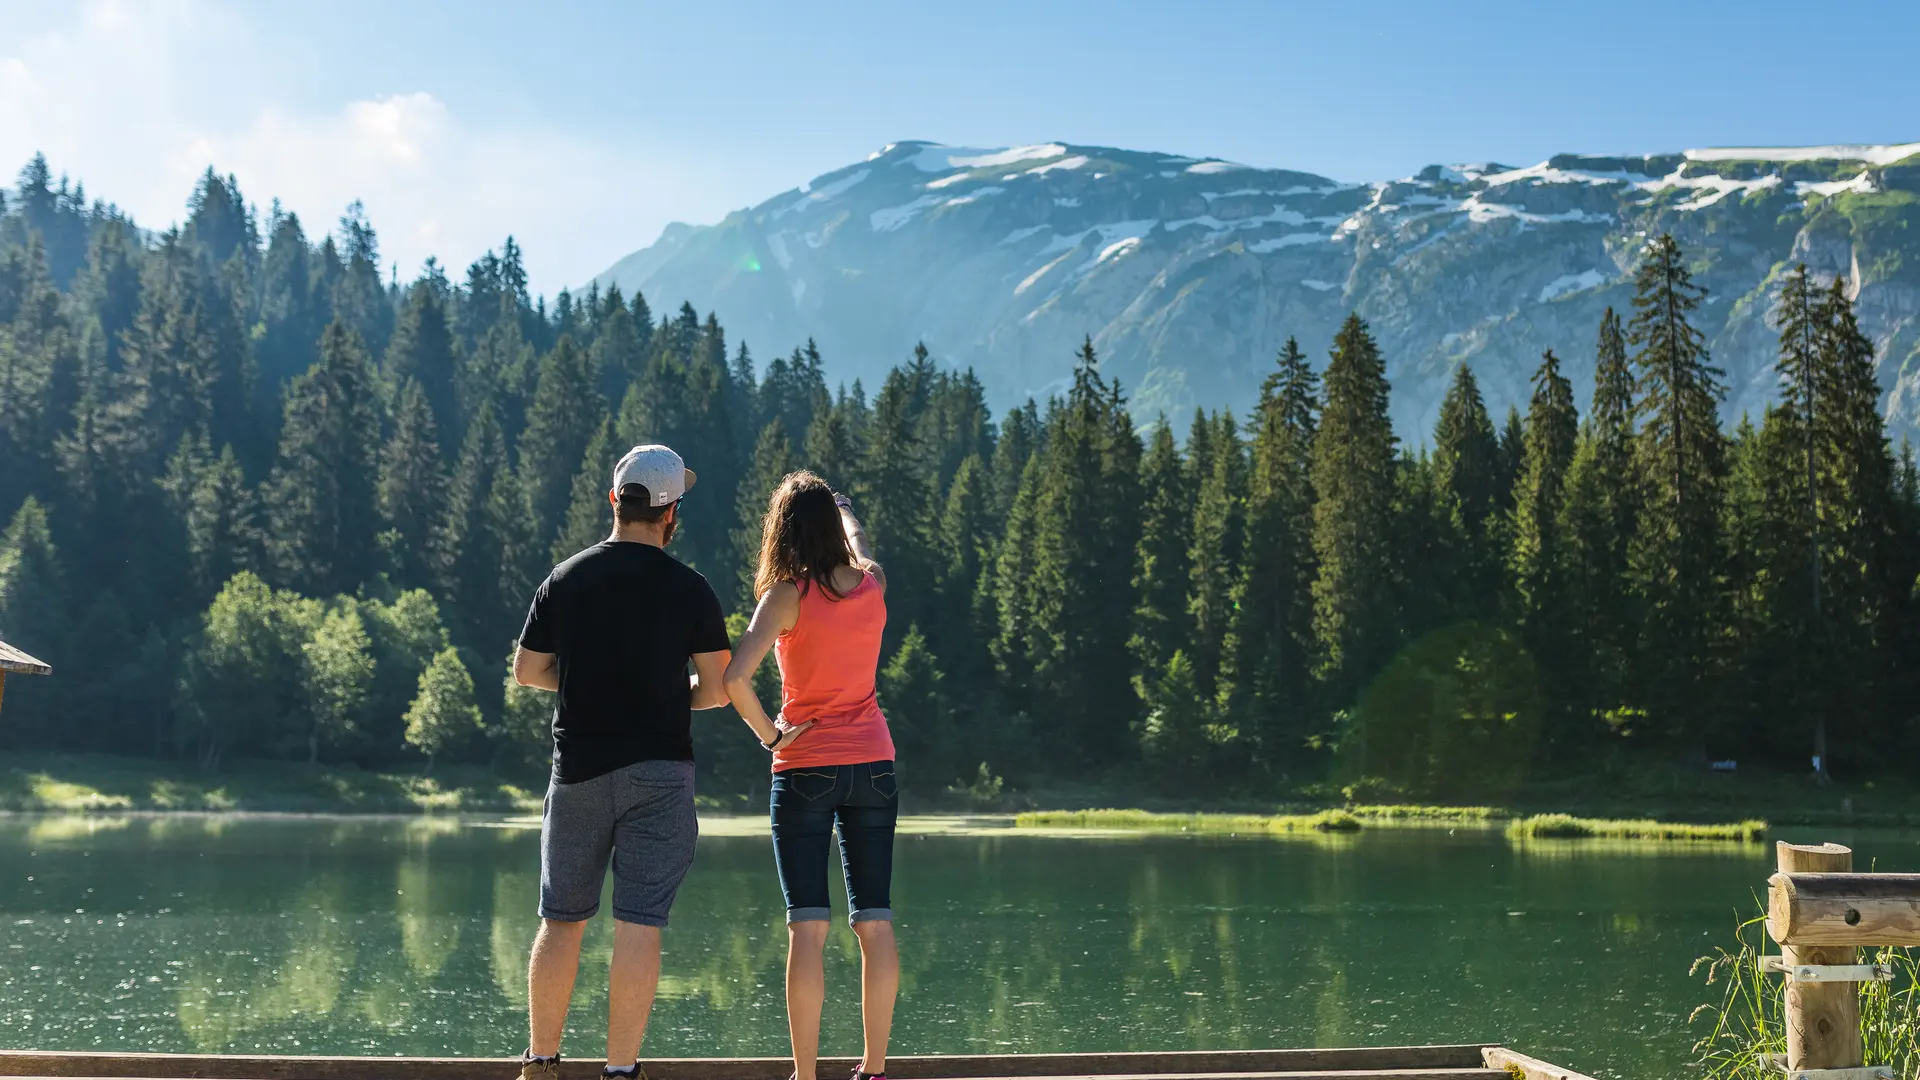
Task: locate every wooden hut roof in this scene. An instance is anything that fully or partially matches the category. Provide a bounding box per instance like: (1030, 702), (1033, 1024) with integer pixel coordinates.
(0, 639), (51, 675)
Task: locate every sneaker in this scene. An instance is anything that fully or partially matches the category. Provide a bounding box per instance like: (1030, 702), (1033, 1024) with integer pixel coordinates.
(603, 1067), (649, 1079)
(852, 1069), (888, 1080)
(519, 1052), (560, 1078)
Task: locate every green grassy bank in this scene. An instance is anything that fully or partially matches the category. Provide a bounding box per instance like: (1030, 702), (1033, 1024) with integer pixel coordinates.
(1015, 806), (1768, 841)
(3, 752), (1915, 834)
(0, 753), (545, 814)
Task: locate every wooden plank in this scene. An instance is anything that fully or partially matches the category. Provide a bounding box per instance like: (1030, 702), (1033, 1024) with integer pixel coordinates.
(1481, 1047), (1598, 1080)
(1774, 844), (1865, 1075)
(1768, 871), (1920, 948)
(0, 640), (51, 675)
(0, 1047), (1499, 1079)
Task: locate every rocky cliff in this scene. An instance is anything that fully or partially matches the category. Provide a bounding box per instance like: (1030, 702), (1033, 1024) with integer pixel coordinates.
(596, 140), (1920, 442)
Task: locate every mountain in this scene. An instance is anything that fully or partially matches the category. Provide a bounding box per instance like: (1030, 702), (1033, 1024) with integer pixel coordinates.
(596, 139), (1920, 441)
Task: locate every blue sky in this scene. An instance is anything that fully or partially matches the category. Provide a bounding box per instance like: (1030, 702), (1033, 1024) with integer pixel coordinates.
(4, 0), (1916, 293)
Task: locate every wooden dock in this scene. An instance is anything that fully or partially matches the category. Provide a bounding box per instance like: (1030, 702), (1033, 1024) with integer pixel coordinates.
(0, 1046), (1591, 1080)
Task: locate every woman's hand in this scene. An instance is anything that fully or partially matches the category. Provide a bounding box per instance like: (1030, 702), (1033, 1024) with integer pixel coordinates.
(768, 718), (813, 752)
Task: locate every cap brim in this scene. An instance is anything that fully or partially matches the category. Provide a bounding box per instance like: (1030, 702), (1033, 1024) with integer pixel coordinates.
(683, 467), (697, 493)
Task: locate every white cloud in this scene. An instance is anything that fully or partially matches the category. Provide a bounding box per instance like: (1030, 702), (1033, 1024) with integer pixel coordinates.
(0, 0), (701, 295)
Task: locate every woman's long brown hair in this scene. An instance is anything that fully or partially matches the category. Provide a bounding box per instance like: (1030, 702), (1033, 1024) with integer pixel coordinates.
(753, 470), (857, 600)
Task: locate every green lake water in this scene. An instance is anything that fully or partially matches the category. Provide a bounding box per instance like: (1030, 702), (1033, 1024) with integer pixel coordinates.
(4, 814), (1916, 1078)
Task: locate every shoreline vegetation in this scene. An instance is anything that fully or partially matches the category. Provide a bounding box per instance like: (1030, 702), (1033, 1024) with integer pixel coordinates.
(0, 753), (1847, 842)
(1015, 807), (1769, 842)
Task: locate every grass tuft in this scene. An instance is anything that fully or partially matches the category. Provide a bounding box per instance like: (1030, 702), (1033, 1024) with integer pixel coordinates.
(1015, 808), (1363, 834)
(1508, 813), (1767, 842)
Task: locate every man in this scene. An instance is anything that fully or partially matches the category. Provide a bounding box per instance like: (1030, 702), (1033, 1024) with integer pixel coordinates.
(510, 444), (731, 1080)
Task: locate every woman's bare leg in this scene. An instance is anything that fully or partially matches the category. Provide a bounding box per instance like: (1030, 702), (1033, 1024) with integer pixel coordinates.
(787, 920), (830, 1080)
(852, 920), (898, 1074)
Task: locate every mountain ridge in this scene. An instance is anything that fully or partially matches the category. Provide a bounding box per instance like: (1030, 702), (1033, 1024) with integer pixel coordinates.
(596, 138), (1920, 441)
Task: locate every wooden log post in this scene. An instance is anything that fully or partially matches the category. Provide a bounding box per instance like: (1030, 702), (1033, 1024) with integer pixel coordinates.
(1774, 842), (1861, 1074)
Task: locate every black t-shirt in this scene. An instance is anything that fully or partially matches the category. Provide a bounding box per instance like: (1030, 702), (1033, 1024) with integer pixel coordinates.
(518, 541), (730, 783)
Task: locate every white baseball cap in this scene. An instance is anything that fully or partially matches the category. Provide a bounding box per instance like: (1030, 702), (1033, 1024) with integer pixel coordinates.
(612, 445), (697, 506)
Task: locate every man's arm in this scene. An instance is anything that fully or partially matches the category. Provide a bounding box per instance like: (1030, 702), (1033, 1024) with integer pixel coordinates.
(689, 649), (732, 710)
(512, 645), (559, 692)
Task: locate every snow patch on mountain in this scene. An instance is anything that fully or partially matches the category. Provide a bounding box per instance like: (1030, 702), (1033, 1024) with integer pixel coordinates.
(1687, 143), (1920, 166)
(1796, 172), (1877, 198)
(772, 169), (870, 220)
(911, 143), (1067, 172)
(1187, 161), (1248, 174)
(1249, 233), (1331, 253)
(766, 232), (793, 269)
(1025, 155), (1089, 176)
(1538, 270), (1607, 302)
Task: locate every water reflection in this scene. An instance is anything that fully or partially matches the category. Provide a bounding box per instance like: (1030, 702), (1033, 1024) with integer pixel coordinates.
(1, 815), (1899, 1078)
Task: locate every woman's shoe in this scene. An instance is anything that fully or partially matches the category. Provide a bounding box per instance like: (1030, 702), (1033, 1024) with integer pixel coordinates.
(518, 1052), (560, 1078)
(852, 1068), (888, 1080)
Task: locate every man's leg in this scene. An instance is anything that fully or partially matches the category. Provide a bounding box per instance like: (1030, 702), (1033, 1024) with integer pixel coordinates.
(851, 920), (899, 1075)
(606, 920), (662, 1067)
(531, 772), (615, 1062)
(606, 761), (699, 1073)
(527, 918), (587, 1058)
(786, 919), (830, 1080)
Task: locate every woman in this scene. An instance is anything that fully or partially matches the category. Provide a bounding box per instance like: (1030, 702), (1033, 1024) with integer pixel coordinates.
(723, 470), (898, 1080)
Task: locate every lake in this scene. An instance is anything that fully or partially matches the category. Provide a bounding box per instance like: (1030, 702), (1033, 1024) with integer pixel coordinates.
(3, 814), (1914, 1078)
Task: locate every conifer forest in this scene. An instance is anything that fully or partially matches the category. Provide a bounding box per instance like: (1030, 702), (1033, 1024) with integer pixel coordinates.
(2, 155), (1917, 800)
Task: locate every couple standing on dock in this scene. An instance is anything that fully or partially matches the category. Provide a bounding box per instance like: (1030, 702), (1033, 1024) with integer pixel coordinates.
(509, 444), (899, 1080)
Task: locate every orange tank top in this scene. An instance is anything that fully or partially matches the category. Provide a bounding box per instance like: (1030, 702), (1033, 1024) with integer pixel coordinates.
(770, 571), (896, 771)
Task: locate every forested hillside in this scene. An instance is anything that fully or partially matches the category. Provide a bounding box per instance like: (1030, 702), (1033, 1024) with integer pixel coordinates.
(3, 154), (1918, 800)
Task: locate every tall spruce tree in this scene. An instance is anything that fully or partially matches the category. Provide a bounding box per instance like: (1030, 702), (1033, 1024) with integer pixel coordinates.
(1186, 412), (1245, 697)
(1310, 314), (1399, 710)
(1627, 234), (1728, 745)
(265, 320), (382, 597)
(515, 335), (602, 548)
(1508, 349), (1579, 738)
(1221, 338), (1318, 764)
(1432, 363), (1503, 618)
(1129, 420), (1194, 687)
(385, 278), (461, 442)
(552, 414), (620, 563)
(377, 379), (448, 591)
(732, 421), (796, 608)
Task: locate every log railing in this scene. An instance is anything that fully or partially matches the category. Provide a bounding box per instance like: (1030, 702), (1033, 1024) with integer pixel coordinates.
(1767, 841), (1920, 1080)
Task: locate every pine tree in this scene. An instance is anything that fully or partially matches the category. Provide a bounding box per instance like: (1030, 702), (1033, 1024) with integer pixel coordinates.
(1508, 349), (1579, 739)
(1221, 338), (1318, 764)
(377, 379), (448, 591)
(1129, 420), (1194, 687)
(987, 452), (1045, 704)
(1018, 338), (1141, 761)
(1627, 234), (1728, 745)
(266, 320), (382, 597)
(255, 208), (322, 393)
(1310, 314), (1400, 709)
(552, 414), (620, 563)
(931, 454), (993, 675)
(732, 421), (796, 608)
(878, 625), (951, 769)
(1186, 412), (1245, 697)
(385, 278), (461, 442)
(1431, 363), (1503, 618)
(859, 360), (936, 633)
(437, 402), (515, 649)
(515, 335), (603, 547)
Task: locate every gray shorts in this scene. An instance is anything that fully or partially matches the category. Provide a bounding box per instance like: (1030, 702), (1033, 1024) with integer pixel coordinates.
(539, 759), (698, 927)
